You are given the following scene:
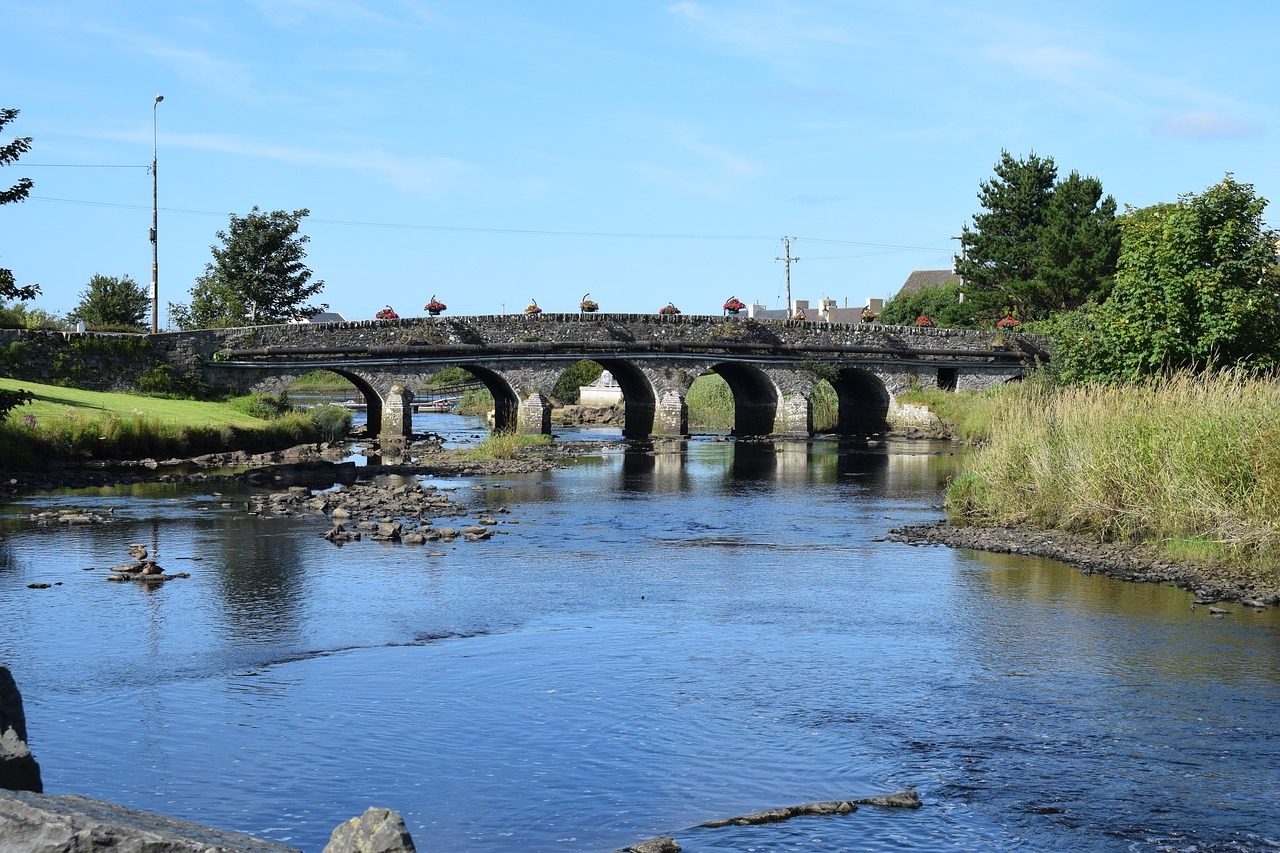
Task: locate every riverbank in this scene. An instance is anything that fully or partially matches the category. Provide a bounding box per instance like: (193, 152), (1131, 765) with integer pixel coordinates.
(889, 520), (1280, 608)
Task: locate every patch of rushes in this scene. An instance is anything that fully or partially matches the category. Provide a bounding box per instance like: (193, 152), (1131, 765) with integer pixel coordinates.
(946, 371), (1280, 584)
(463, 432), (553, 460)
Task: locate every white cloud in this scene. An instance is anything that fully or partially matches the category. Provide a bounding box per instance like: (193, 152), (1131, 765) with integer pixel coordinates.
(1154, 110), (1259, 139)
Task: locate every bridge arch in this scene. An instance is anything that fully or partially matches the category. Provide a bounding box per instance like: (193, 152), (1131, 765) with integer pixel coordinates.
(592, 358), (658, 437)
(318, 368), (385, 435)
(829, 367), (891, 434)
(709, 362), (782, 437)
(441, 364), (521, 432)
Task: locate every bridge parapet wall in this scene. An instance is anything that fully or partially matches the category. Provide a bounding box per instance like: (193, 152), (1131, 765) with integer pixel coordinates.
(170, 314), (1049, 362)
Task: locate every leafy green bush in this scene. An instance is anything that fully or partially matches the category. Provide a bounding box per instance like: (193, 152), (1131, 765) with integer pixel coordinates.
(228, 392), (291, 419)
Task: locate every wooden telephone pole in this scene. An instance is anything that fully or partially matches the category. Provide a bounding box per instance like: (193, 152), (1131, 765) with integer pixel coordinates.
(774, 236), (800, 318)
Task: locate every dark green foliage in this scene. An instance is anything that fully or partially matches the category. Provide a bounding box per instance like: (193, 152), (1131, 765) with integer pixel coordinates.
(957, 151), (1118, 321)
(552, 359), (604, 404)
(1, 108), (39, 303)
(72, 274), (149, 329)
(0, 387), (33, 420)
(1035, 171), (1121, 309)
(52, 336), (151, 384)
(1051, 175), (1280, 382)
(228, 392), (292, 419)
(1, 340), (24, 373)
(133, 364), (209, 399)
(426, 366), (476, 388)
(173, 207), (326, 329)
(879, 281), (1005, 328)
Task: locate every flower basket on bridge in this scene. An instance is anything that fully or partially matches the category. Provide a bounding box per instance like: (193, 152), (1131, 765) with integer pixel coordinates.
(915, 315), (934, 327)
(375, 306), (399, 320)
(525, 300), (543, 315)
(996, 315), (1021, 330)
(579, 293), (598, 313)
(424, 296), (447, 315)
(723, 296), (746, 315)
(861, 308), (879, 323)
(659, 303), (681, 316)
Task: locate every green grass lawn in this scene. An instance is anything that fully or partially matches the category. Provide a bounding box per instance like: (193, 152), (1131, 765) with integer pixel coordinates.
(1, 378), (272, 428)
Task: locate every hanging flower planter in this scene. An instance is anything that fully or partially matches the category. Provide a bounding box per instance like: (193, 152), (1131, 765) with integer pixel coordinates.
(375, 306), (399, 320)
(424, 295), (447, 316)
(996, 315), (1021, 330)
(579, 292), (598, 313)
(723, 296), (746, 315)
(915, 315), (935, 327)
(659, 303), (681, 315)
(861, 308), (879, 323)
(524, 300), (542, 315)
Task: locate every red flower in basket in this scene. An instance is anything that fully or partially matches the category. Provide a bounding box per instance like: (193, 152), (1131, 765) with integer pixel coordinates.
(524, 300), (542, 315)
(915, 315), (935, 327)
(723, 296), (746, 313)
(996, 315), (1021, 330)
(659, 303), (681, 315)
(424, 296), (447, 314)
(376, 306), (399, 320)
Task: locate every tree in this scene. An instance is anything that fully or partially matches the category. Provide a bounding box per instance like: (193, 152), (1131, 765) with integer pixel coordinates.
(878, 281), (1004, 329)
(71, 274), (149, 328)
(1, 107), (39, 302)
(173, 207), (325, 329)
(957, 151), (1117, 320)
(1053, 175), (1280, 382)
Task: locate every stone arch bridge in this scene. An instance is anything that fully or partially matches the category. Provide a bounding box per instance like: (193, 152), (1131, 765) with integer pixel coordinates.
(162, 314), (1048, 441)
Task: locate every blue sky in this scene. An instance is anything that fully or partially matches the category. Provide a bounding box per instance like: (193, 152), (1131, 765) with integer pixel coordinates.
(2, 1), (1277, 325)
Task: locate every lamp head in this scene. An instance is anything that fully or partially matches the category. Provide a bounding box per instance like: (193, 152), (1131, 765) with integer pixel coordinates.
(155, 94), (164, 104)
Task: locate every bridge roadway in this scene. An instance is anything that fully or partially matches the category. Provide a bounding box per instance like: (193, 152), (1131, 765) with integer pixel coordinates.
(177, 313), (1047, 440)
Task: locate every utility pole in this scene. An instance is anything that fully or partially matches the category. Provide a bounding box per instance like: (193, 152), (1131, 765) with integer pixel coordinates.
(774, 236), (800, 318)
(150, 94), (163, 334)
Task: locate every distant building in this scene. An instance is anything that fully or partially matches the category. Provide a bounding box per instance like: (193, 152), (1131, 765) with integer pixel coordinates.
(578, 370), (623, 407)
(896, 269), (962, 299)
(290, 311), (347, 324)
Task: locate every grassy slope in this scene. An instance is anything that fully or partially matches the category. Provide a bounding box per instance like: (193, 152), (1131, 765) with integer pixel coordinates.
(1, 378), (270, 428)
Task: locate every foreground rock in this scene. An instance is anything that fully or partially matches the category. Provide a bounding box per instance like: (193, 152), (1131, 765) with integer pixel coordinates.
(0, 790), (300, 852)
(0, 666), (42, 793)
(0, 791), (424, 853)
(323, 806), (416, 853)
(890, 521), (1280, 607)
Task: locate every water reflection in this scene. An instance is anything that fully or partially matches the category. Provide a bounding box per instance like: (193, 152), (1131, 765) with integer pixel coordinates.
(4, 430), (1279, 852)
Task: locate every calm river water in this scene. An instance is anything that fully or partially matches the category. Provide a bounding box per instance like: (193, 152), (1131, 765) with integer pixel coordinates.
(2, 415), (1279, 852)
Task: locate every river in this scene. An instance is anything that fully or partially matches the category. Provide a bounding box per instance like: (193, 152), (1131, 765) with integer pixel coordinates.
(1, 414), (1278, 852)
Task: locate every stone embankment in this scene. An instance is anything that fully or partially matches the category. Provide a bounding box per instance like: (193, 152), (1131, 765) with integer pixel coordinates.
(889, 521), (1280, 609)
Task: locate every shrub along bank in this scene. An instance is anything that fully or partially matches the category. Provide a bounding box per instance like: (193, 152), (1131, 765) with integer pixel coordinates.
(941, 372), (1280, 586)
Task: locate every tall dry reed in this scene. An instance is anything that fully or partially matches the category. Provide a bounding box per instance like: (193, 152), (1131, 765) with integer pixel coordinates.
(948, 372), (1280, 578)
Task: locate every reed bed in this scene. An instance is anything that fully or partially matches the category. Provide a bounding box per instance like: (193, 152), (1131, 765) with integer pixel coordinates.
(947, 372), (1280, 579)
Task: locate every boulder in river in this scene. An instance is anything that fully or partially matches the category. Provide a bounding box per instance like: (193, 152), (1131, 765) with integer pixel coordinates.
(0, 666), (42, 793)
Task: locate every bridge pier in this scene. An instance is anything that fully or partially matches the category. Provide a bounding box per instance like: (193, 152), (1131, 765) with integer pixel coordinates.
(380, 383), (415, 442)
(517, 391), (552, 435)
(653, 389), (688, 437)
(774, 392), (813, 437)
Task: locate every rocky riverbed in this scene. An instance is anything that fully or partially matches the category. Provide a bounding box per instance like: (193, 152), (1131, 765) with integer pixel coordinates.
(889, 520), (1280, 609)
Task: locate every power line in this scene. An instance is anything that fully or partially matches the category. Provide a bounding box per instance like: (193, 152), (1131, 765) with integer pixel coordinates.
(23, 163), (148, 168)
(27, 194), (955, 253)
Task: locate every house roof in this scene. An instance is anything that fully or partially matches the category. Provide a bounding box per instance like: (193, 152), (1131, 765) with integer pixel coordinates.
(897, 269), (961, 296)
(302, 311), (347, 323)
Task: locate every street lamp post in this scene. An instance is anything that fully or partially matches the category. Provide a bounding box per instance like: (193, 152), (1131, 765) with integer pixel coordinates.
(150, 94), (163, 333)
